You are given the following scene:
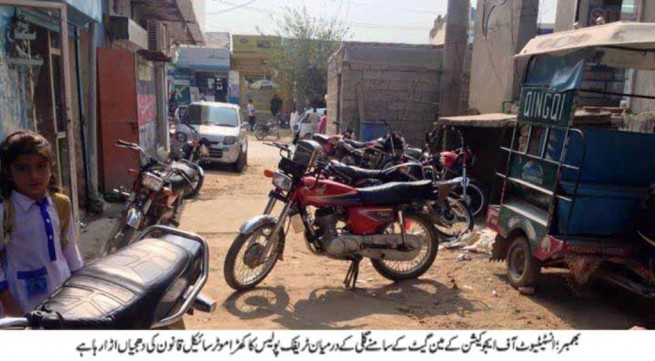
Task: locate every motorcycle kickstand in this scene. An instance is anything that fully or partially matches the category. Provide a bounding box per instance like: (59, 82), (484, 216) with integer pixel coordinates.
(343, 256), (362, 289)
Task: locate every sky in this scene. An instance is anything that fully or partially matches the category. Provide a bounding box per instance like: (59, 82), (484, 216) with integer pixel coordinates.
(204, 0), (559, 44)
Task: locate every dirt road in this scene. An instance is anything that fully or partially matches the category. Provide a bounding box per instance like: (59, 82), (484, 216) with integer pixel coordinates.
(179, 136), (654, 330)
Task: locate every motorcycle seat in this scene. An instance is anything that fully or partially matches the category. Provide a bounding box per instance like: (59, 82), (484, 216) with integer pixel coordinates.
(312, 134), (330, 145)
(344, 139), (368, 149)
(34, 237), (203, 329)
(358, 180), (434, 206)
(329, 160), (385, 180)
(405, 147), (423, 160)
(164, 162), (198, 191)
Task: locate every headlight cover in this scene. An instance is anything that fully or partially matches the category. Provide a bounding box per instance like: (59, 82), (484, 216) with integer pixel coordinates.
(175, 132), (187, 142)
(272, 171), (292, 191)
(142, 172), (164, 192)
(223, 136), (238, 145)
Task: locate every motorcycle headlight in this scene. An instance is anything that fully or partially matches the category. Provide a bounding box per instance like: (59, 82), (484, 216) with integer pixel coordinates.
(175, 132), (187, 142)
(223, 136), (238, 145)
(272, 171), (292, 191)
(142, 172), (164, 192)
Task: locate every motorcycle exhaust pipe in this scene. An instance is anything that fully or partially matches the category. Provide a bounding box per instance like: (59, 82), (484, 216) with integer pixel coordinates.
(192, 292), (217, 313)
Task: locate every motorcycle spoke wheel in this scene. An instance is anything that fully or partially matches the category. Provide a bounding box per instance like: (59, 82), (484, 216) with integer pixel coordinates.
(371, 213), (439, 281)
(433, 199), (473, 239)
(225, 225), (281, 291)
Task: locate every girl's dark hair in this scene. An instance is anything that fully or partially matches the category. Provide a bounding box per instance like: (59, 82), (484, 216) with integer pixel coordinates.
(0, 130), (60, 198)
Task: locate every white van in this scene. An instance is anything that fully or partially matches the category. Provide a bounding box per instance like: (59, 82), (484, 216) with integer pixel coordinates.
(292, 108), (326, 139)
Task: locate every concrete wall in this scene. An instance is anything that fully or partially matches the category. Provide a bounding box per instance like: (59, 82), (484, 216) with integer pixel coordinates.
(327, 43), (443, 146)
(468, 0), (539, 114)
(555, 0), (578, 31)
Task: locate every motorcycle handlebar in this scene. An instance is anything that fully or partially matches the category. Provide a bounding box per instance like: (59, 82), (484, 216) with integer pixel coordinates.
(116, 139), (135, 147)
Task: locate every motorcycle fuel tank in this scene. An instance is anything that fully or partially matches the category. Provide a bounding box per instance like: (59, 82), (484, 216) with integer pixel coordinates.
(297, 177), (363, 207)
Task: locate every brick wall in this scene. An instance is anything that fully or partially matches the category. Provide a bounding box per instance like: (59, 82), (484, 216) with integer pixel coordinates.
(327, 43), (443, 147)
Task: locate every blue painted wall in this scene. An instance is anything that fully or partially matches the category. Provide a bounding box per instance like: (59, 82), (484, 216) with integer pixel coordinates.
(0, 6), (29, 140)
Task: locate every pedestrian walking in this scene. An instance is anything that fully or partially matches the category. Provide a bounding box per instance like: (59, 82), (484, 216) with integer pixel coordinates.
(318, 110), (328, 134)
(270, 94), (282, 117)
(247, 99), (256, 131)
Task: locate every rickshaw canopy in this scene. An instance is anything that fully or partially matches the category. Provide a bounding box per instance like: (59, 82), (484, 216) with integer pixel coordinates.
(516, 21), (655, 70)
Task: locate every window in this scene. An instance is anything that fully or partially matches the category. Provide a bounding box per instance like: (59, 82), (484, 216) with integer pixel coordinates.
(187, 105), (239, 127)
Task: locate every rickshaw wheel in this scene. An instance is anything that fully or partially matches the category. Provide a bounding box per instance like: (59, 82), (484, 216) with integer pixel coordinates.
(506, 236), (541, 289)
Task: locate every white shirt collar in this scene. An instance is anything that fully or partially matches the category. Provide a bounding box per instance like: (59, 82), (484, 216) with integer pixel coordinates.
(10, 191), (51, 212)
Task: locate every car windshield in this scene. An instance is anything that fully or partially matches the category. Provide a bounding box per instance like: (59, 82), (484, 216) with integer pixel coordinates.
(186, 105), (239, 127)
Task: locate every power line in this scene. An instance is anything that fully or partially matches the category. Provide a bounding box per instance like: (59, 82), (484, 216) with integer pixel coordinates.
(205, 2), (432, 31)
(207, 0), (443, 17)
(206, 0), (258, 15)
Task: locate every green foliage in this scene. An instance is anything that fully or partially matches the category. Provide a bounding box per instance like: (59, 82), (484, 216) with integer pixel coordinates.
(264, 4), (350, 108)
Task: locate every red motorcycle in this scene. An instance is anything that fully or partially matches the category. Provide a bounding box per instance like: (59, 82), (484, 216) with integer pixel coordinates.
(223, 140), (441, 291)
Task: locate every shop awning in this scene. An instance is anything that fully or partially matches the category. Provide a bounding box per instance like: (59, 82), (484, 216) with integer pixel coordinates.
(132, 0), (204, 45)
(175, 47), (230, 71)
(516, 22), (655, 70)
(436, 113), (517, 128)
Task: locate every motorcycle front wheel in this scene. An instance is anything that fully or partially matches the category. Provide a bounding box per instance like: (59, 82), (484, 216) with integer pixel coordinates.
(224, 221), (284, 291)
(102, 215), (137, 257)
(183, 167), (205, 199)
(371, 212), (439, 281)
(255, 128), (267, 141)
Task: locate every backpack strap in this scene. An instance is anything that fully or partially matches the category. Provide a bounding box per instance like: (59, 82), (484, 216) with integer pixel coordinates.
(51, 193), (71, 251)
(2, 198), (14, 248)
(0, 194), (71, 255)
(1, 199), (14, 263)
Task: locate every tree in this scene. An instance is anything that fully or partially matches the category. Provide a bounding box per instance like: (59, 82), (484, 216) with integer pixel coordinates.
(264, 5), (350, 112)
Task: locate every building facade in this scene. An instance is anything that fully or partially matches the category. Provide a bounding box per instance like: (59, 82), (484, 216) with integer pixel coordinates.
(96, 0), (204, 193)
(0, 0), (102, 213)
(230, 35), (292, 119)
(171, 32), (230, 105)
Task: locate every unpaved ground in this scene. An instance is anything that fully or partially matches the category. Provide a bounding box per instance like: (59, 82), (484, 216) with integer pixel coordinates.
(89, 134), (655, 330)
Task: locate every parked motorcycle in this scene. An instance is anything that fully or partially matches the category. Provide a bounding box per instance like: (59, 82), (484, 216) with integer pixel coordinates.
(336, 120), (407, 170)
(433, 127), (486, 218)
(325, 160), (473, 242)
(255, 118), (281, 141)
(223, 140), (441, 291)
(0, 226), (214, 330)
(169, 121), (207, 199)
(103, 140), (201, 256)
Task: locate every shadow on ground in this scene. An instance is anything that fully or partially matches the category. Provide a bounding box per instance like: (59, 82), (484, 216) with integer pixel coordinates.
(222, 279), (491, 329)
(493, 271), (655, 329)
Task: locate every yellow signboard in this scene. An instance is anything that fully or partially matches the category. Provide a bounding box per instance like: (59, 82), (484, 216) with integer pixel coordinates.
(232, 35), (281, 54)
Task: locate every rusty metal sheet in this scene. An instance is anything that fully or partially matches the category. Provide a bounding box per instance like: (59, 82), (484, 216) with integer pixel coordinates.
(97, 48), (139, 192)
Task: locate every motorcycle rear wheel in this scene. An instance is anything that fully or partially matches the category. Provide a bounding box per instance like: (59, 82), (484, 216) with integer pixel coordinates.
(371, 212), (439, 281)
(432, 197), (474, 242)
(224, 222), (284, 291)
(255, 128), (267, 140)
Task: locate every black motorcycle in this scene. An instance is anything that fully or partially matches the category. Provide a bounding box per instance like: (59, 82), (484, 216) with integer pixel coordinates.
(103, 141), (200, 256)
(169, 121), (207, 199)
(0, 226), (215, 329)
(339, 120), (407, 170)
